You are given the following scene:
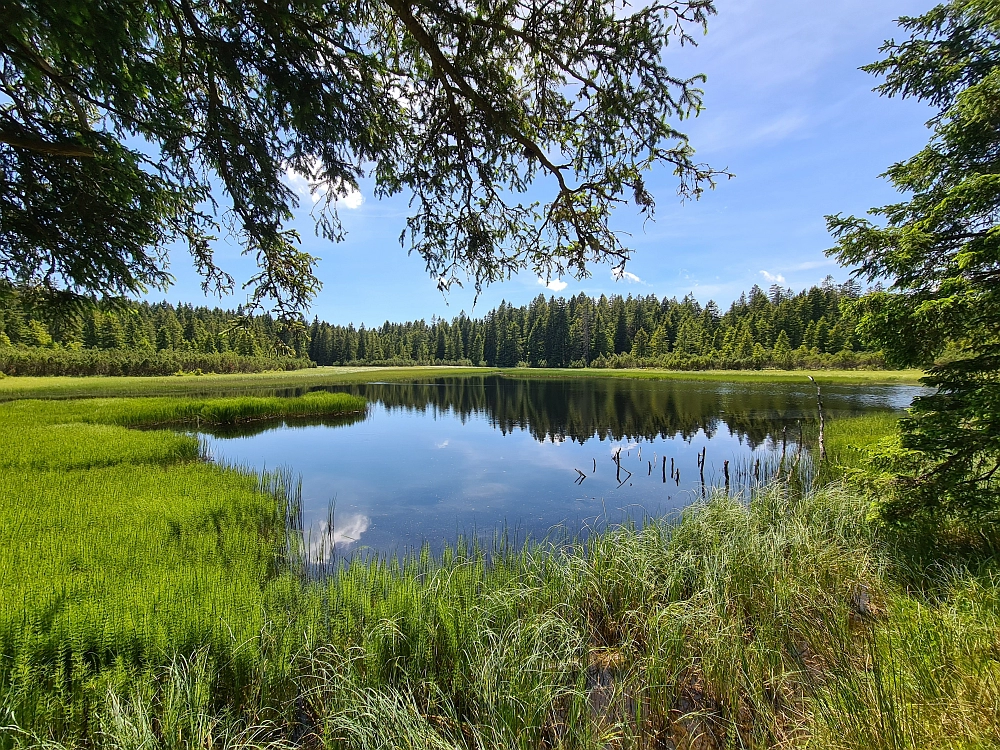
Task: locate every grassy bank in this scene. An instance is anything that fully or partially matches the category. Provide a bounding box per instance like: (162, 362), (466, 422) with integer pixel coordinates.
(0, 392), (366, 740)
(2, 388), (996, 749)
(0, 365), (923, 402)
(0, 366), (497, 400)
(501, 367), (925, 386)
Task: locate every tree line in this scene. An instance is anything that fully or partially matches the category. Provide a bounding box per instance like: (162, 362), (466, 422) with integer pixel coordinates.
(0, 277), (887, 376)
(308, 276), (883, 370)
(0, 293), (310, 376)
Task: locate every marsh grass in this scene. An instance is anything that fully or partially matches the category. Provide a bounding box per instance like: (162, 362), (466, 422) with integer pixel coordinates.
(2, 394), (997, 749)
(504, 368), (925, 386)
(0, 367), (495, 401)
(0, 367), (921, 402)
(0, 393), (363, 742)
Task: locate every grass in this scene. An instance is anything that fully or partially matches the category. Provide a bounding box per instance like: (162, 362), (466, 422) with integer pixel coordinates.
(0, 366), (923, 401)
(501, 367), (926, 386)
(0, 392), (365, 740)
(1, 383), (997, 749)
(0, 366), (497, 400)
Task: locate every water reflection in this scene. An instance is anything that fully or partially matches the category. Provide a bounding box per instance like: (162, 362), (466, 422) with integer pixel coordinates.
(306, 513), (371, 562)
(201, 375), (923, 556)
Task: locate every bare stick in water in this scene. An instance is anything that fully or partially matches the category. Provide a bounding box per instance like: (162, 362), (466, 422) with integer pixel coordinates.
(781, 425), (788, 477)
(807, 375), (827, 461)
(662, 455), (667, 483)
(616, 461), (633, 488)
(724, 459), (730, 493)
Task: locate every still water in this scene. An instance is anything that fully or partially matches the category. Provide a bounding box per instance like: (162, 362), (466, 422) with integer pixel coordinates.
(200, 376), (922, 557)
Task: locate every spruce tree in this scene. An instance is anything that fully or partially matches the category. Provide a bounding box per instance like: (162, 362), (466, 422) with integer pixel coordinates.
(828, 0), (1000, 523)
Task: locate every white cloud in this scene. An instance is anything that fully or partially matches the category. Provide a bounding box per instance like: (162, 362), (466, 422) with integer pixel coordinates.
(612, 268), (644, 284)
(435, 439), (450, 449)
(537, 277), (568, 292)
(285, 168), (312, 198)
(340, 188), (364, 209)
(285, 163), (364, 209)
(760, 270), (786, 283)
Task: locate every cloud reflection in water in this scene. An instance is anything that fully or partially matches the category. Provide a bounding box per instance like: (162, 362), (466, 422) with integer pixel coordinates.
(306, 513), (370, 562)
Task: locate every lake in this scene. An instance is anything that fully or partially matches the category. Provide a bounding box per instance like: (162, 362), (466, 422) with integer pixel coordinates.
(199, 375), (922, 558)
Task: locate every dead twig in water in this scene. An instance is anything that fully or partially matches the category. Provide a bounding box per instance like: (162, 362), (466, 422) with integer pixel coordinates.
(807, 376), (826, 461)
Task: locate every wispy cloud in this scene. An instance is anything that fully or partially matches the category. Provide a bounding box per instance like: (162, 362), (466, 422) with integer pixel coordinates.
(435, 439), (450, 449)
(793, 259), (837, 271)
(760, 270), (786, 283)
(538, 277), (568, 292)
(612, 268), (644, 284)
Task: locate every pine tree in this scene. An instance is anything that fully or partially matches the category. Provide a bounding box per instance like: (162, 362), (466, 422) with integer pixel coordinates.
(631, 328), (650, 358)
(650, 323), (671, 357)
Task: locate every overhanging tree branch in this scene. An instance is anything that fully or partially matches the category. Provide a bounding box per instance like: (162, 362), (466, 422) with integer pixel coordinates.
(0, 129), (95, 158)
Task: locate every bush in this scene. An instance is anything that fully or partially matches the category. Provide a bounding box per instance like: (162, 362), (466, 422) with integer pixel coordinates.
(0, 347), (312, 377)
(588, 349), (886, 371)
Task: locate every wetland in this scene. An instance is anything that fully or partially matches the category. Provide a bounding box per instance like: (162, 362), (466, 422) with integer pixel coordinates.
(198, 375), (925, 555)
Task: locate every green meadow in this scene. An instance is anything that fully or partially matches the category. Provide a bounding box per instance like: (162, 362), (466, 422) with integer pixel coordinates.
(504, 367), (925, 386)
(0, 366), (495, 400)
(0, 365), (922, 402)
(0, 374), (996, 749)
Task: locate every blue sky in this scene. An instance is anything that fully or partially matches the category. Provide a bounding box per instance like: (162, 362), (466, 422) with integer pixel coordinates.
(162, 0), (934, 325)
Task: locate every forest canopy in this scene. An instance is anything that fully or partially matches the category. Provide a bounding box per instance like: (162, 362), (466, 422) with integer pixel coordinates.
(0, 279), (884, 375)
(0, 0), (722, 317)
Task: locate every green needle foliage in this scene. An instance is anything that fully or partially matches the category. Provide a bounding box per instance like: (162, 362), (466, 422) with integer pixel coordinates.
(0, 279), (889, 375)
(827, 0), (1000, 526)
(0, 0), (724, 315)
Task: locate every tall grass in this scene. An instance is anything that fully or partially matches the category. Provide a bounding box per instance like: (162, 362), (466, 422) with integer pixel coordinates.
(0, 390), (365, 428)
(290, 486), (881, 749)
(9, 481), (993, 748)
(0, 393), (364, 741)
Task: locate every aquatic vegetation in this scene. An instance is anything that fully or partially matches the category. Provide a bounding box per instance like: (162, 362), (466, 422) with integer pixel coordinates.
(0, 393), (367, 740)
